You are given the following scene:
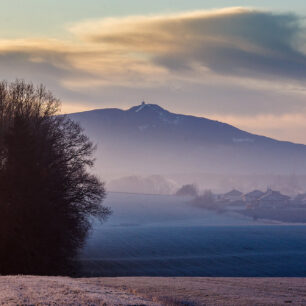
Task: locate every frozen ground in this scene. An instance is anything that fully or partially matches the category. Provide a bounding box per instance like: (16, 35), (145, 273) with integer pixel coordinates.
(0, 276), (305, 305)
(0, 276), (158, 305)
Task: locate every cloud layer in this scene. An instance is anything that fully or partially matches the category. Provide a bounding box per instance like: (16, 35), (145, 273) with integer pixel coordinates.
(71, 7), (306, 80)
(1, 8), (306, 142)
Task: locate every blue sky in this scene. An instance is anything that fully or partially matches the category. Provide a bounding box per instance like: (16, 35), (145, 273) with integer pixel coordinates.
(1, 1), (306, 143)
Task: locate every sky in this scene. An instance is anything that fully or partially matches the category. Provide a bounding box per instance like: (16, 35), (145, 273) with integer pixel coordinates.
(1, 1), (306, 143)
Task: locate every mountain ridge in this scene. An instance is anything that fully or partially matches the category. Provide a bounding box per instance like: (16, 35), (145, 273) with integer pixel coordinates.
(67, 103), (306, 178)
(68, 102), (304, 146)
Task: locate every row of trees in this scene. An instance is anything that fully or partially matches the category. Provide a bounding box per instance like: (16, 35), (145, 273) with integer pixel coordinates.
(0, 80), (110, 275)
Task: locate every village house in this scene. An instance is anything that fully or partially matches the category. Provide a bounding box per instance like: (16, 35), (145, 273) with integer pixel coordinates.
(243, 190), (265, 208)
(253, 189), (290, 209)
(222, 189), (243, 202)
(293, 193), (306, 207)
(243, 190), (264, 203)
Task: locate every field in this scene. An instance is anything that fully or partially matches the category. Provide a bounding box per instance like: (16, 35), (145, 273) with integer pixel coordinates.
(2, 192), (305, 305)
(80, 192), (306, 277)
(0, 276), (305, 305)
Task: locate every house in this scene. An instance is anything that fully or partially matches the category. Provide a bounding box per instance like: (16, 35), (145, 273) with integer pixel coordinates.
(243, 190), (264, 203)
(293, 193), (306, 206)
(255, 189), (290, 209)
(222, 189), (243, 202)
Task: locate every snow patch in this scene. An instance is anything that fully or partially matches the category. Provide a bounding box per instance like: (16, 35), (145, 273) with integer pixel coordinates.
(233, 138), (254, 143)
(135, 103), (147, 112)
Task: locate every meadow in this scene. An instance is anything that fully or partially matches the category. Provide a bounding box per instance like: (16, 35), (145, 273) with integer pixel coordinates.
(80, 193), (306, 277)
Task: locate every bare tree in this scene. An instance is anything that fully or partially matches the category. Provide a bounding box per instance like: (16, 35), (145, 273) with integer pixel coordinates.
(176, 184), (198, 197)
(192, 190), (215, 209)
(0, 80), (110, 275)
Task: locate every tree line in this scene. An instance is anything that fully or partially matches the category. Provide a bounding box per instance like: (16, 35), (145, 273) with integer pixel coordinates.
(0, 80), (110, 275)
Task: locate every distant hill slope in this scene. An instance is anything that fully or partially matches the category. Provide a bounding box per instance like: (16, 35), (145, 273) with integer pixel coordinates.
(68, 103), (306, 178)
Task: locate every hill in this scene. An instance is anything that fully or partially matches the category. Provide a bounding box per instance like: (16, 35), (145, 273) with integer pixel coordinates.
(68, 103), (306, 191)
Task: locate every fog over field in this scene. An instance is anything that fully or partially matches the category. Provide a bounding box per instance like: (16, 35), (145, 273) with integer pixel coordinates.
(80, 193), (306, 277)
